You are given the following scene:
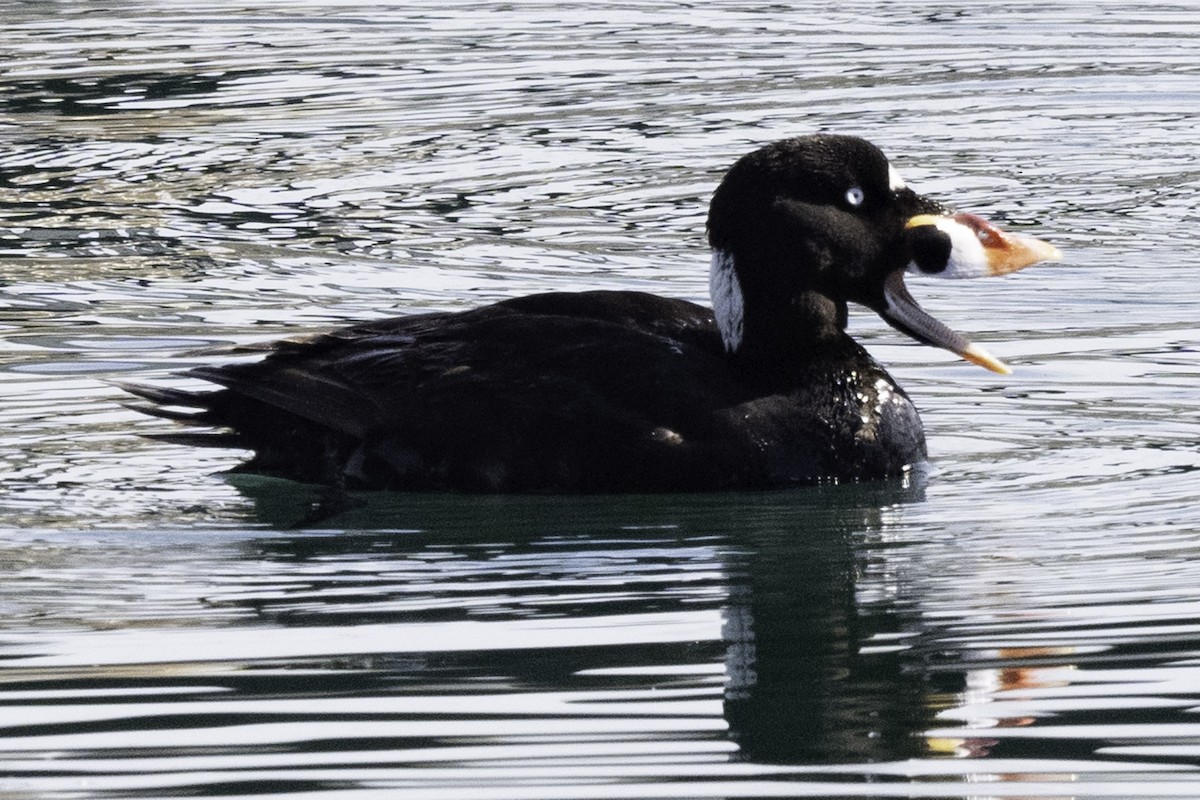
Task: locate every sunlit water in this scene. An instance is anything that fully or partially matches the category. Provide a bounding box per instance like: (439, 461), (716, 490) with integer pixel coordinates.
(3, 2), (1200, 798)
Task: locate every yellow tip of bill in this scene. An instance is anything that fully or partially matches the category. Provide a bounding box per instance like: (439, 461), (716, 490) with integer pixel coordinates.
(962, 343), (1013, 375)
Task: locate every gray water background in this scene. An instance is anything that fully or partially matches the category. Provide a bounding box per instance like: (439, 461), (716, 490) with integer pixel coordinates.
(2, 2), (1200, 798)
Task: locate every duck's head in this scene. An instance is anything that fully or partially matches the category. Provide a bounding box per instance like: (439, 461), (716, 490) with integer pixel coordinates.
(706, 134), (1060, 374)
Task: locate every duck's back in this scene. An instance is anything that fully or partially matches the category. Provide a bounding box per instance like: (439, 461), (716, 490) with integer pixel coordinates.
(141, 290), (925, 491)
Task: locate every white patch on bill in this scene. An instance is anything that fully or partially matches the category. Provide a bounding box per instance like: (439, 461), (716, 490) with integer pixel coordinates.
(906, 216), (990, 279)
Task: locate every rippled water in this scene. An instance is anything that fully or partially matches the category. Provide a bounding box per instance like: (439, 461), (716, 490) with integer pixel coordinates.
(3, 2), (1200, 798)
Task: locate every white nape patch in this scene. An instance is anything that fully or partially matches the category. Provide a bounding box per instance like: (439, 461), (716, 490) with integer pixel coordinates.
(906, 216), (990, 279)
(888, 164), (907, 191)
(709, 249), (744, 352)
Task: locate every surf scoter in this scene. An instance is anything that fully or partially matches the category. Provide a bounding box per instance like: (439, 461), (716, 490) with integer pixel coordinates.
(124, 134), (1059, 492)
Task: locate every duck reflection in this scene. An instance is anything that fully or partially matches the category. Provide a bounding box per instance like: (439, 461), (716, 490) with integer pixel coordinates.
(718, 480), (934, 764)
(230, 474), (937, 766)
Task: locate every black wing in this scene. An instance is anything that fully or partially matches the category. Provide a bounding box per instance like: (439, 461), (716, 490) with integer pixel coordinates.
(127, 291), (762, 490)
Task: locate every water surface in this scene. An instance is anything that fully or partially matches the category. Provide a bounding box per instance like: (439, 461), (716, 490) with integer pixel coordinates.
(3, 2), (1200, 798)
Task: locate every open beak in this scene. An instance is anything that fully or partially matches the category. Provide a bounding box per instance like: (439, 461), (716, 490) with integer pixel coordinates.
(880, 213), (1061, 375)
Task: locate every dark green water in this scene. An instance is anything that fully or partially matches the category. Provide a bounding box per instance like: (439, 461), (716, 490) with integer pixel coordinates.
(3, 3), (1200, 797)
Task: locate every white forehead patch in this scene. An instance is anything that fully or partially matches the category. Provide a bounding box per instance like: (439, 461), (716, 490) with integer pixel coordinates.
(888, 164), (906, 191)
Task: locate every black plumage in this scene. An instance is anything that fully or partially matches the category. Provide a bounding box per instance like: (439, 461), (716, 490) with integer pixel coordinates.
(124, 135), (1058, 492)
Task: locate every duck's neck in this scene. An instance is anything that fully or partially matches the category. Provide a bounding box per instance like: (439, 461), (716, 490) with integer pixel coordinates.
(710, 249), (852, 372)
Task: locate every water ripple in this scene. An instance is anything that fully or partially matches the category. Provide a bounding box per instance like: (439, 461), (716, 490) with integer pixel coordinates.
(4, 2), (1200, 798)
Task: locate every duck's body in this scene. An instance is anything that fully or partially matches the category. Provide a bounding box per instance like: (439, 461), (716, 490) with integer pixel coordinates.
(126, 135), (1058, 493)
(145, 290), (922, 491)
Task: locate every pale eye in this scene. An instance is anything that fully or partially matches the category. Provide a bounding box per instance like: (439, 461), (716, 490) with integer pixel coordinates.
(845, 186), (865, 207)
